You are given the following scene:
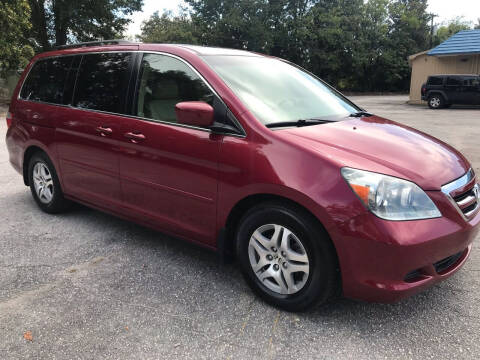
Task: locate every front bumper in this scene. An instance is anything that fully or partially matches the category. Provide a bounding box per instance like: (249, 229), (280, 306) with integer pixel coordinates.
(330, 190), (480, 303)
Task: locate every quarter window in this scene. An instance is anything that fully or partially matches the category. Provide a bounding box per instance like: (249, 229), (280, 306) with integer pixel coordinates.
(463, 77), (480, 87)
(20, 57), (73, 104)
(135, 54), (213, 124)
(74, 52), (132, 114)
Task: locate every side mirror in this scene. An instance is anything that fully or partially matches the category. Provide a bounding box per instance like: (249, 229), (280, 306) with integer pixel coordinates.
(175, 101), (214, 128)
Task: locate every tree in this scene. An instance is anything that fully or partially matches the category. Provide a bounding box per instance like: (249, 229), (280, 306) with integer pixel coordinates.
(304, 0), (365, 89)
(383, 0), (430, 91)
(476, 19), (480, 29)
(138, 10), (199, 44)
(186, 0), (273, 51)
(140, 0), (433, 92)
(354, 0), (390, 91)
(0, 0), (34, 75)
(28, 0), (144, 50)
(434, 18), (472, 46)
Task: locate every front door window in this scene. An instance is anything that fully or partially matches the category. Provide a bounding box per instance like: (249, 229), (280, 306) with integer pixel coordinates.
(136, 54), (214, 125)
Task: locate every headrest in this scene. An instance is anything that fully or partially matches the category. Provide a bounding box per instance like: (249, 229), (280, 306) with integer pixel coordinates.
(151, 80), (179, 100)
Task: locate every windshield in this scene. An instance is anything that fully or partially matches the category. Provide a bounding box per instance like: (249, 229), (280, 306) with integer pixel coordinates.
(202, 55), (360, 126)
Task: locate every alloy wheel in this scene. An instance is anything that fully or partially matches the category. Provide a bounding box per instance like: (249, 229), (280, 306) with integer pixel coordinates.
(32, 162), (54, 204)
(248, 224), (310, 295)
(429, 97), (441, 108)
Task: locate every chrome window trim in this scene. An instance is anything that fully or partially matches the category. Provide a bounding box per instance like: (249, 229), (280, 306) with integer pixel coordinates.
(17, 49), (247, 138)
(441, 169), (479, 221)
(135, 51), (246, 138)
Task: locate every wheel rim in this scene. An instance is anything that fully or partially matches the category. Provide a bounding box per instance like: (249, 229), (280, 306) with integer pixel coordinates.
(248, 224), (310, 295)
(32, 162), (54, 204)
(430, 97), (440, 108)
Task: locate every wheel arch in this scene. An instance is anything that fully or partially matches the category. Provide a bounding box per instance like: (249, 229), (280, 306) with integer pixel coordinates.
(22, 145), (49, 186)
(222, 193), (337, 259)
(427, 90), (449, 103)
(222, 192), (342, 297)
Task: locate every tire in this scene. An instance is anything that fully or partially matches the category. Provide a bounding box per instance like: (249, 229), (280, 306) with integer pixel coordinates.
(428, 94), (445, 109)
(235, 201), (339, 312)
(28, 152), (71, 214)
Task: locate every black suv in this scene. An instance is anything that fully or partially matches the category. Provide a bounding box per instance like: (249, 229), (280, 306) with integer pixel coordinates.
(421, 74), (480, 109)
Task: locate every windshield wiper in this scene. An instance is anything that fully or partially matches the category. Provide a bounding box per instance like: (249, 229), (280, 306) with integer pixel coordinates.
(350, 111), (373, 117)
(266, 118), (336, 128)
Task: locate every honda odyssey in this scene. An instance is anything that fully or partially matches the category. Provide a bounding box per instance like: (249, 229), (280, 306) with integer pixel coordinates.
(6, 41), (480, 311)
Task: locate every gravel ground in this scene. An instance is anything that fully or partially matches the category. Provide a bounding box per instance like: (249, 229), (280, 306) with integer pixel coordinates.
(0, 96), (479, 359)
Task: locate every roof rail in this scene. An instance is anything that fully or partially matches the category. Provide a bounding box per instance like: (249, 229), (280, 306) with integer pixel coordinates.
(54, 39), (135, 50)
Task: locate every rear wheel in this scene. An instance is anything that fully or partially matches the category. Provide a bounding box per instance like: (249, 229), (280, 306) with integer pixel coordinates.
(428, 94), (445, 109)
(235, 202), (338, 311)
(28, 152), (71, 213)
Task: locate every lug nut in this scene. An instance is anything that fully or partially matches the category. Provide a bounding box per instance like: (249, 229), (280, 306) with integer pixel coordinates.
(283, 262), (288, 269)
(281, 251), (286, 257)
(267, 254), (273, 261)
(273, 264), (279, 271)
(271, 247), (277, 252)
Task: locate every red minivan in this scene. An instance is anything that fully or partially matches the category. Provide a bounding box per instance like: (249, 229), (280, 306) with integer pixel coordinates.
(5, 41), (480, 311)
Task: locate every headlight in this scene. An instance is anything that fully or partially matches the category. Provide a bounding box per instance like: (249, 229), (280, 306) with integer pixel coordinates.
(341, 167), (441, 220)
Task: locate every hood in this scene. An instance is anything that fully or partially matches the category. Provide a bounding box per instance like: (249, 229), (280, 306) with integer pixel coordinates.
(279, 116), (470, 190)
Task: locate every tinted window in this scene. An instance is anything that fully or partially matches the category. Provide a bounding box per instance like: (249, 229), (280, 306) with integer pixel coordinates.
(463, 77), (480, 87)
(446, 77), (462, 86)
(427, 76), (443, 86)
(74, 52), (132, 113)
(136, 54), (213, 124)
(20, 57), (73, 104)
(62, 56), (82, 105)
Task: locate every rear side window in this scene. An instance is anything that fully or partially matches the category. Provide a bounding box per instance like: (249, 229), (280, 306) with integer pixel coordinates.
(427, 76), (443, 86)
(463, 77), (480, 87)
(74, 52), (132, 114)
(446, 77), (462, 86)
(20, 57), (73, 104)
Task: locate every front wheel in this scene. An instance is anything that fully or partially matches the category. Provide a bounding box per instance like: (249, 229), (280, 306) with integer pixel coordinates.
(235, 202), (339, 311)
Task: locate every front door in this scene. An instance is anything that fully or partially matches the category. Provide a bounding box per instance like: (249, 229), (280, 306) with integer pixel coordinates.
(445, 76), (463, 103)
(118, 53), (221, 244)
(56, 52), (133, 210)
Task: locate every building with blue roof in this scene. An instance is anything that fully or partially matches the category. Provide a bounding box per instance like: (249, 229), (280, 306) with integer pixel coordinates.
(408, 30), (480, 103)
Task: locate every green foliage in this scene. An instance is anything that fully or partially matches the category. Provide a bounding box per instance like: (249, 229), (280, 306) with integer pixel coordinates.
(186, 0), (276, 51)
(28, 0), (144, 50)
(434, 18), (472, 46)
(0, 0), (34, 75)
(383, 0), (430, 91)
(160, 0), (442, 91)
(138, 10), (199, 44)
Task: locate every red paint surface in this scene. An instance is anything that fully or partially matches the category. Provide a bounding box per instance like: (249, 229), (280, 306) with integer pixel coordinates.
(175, 101), (214, 127)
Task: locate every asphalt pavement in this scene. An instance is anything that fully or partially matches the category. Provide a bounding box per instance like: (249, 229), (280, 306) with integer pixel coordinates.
(1, 97), (479, 359)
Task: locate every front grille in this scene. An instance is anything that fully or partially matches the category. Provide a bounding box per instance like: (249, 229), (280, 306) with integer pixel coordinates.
(442, 169), (479, 220)
(434, 251), (463, 274)
(453, 184), (479, 218)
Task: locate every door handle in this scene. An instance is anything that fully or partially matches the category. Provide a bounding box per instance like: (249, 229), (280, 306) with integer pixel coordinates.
(124, 132), (146, 143)
(95, 126), (113, 136)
